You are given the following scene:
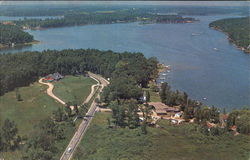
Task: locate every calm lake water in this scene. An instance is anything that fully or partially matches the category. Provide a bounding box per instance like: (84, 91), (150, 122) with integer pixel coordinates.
(1, 15), (249, 110)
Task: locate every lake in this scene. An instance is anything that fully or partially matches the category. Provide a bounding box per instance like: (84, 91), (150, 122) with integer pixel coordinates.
(1, 15), (249, 110)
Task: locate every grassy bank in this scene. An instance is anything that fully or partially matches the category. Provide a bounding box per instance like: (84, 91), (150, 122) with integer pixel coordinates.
(53, 76), (96, 105)
(73, 112), (250, 160)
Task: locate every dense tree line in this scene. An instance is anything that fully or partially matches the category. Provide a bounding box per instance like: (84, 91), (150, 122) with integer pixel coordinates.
(1, 5), (248, 17)
(14, 10), (196, 29)
(0, 24), (34, 46)
(0, 49), (157, 96)
(0, 5), (126, 17)
(209, 17), (250, 53)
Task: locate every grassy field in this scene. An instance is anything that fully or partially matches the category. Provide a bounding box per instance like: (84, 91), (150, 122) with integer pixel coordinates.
(0, 82), (64, 159)
(0, 82), (63, 136)
(0, 76), (96, 160)
(73, 112), (250, 160)
(53, 76), (96, 105)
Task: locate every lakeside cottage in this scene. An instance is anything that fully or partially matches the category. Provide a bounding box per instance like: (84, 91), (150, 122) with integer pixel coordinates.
(148, 102), (180, 117)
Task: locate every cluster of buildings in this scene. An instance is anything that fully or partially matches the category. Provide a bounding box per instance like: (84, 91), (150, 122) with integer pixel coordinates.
(148, 102), (184, 124)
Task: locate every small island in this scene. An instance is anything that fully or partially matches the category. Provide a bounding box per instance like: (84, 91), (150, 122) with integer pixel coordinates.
(0, 23), (37, 49)
(209, 17), (250, 53)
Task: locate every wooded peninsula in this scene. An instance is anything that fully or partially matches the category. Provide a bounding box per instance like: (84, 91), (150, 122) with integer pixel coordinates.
(209, 17), (250, 53)
(0, 24), (35, 49)
(14, 9), (197, 29)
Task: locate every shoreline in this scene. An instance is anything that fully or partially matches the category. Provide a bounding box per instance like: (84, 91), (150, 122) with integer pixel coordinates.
(210, 26), (250, 54)
(151, 63), (171, 85)
(0, 40), (40, 50)
(158, 63), (171, 73)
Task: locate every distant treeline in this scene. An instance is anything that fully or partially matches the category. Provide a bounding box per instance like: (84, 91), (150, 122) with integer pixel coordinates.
(0, 49), (158, 96)
(0, 5), (248, 17)
(209, 17), (250, 53)
(0, 24), (34, 46)
(14, 10), (196, 29)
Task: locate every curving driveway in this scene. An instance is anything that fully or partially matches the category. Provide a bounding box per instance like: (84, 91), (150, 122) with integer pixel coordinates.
(39, 74), (101, 109)
(38, 78), (66, 105)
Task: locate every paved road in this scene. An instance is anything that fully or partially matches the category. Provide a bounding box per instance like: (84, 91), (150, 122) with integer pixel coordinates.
(60, 72), (109, 160)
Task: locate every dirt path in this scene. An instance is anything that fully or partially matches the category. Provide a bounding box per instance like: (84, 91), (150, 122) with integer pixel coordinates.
(39, 75), (99, 109)
(38, 78), (66, 105)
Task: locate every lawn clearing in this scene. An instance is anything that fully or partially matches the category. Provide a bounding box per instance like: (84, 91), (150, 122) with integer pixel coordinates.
(0, 82), (63, 160)
(0, 82), (63, 136)
(0, 75), (95, 160)
(53, 75), (96, 105)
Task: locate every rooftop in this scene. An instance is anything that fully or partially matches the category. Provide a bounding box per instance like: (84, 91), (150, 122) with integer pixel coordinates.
(148, 102), (180, 114)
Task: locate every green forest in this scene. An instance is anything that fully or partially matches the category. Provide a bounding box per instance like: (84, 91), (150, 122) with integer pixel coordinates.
(0, 49), (158, 96)
(0, 24), (34, 47)
(209, 17), (250, 53)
